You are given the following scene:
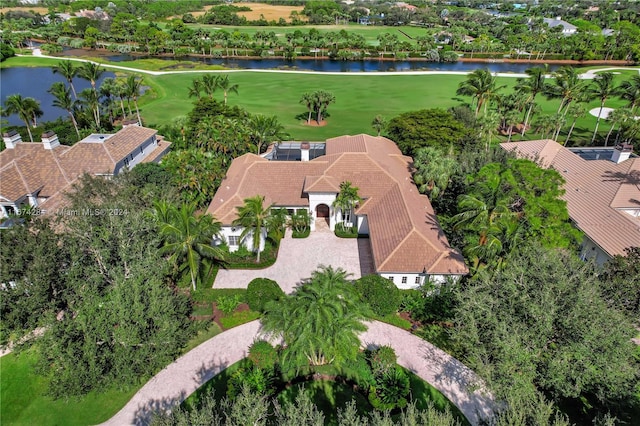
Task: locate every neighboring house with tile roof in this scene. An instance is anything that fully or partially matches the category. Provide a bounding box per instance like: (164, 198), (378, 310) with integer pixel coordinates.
(207, 134), (468, 288)
(0, 123), (171, 220)
(501, 140), (639, 265)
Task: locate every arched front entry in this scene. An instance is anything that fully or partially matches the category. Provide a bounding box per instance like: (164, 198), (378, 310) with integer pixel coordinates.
(316, 204), (330, 218)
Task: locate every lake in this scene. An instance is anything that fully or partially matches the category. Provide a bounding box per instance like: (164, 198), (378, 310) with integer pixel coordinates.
(0, 67), (115, 127)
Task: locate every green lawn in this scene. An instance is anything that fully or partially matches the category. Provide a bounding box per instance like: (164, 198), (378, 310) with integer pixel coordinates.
(0, 349), (137, 426)
(0, 322), (223, 426)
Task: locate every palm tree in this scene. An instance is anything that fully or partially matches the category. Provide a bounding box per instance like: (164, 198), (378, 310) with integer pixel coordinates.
(300, 92), (315, 124)
(215, 74), (238, 105)
(115, 78), (129, 119)
(412, 146), (459, 200)
(188, 78), (203, 99)
(504, 110), (521, 143)
(587, 72), (619, 144)
(48, 82), (80, 138)
(619, 75), (640, 113)
(563, 103), (587, 146)
(261, 265), (367, 368)
(456, 69), (505, 117)
(247, 114), (288, 155)
(605, 107), (633, 147)
(314, 90), (336, 123)
(125, 75), (143, 125)
(99, 77), (117, 126)
(201, 75), (218, 99)
(534, 114), (558, 140)
(232, 195), (273, 263)
(77, 62), (104, 97)
(333, 181), (362, 227)
(545, 67), (587, 117)
(78, 88), (101, 129)
(4, 94), (40, 142)
(371, 114), (386, 136)
(515, 65), (547, 135)
(155, 202), (224, 291)
(24, 97), (43, 129)
(53, 60), (78, 99)
(477, 111), (500, 152)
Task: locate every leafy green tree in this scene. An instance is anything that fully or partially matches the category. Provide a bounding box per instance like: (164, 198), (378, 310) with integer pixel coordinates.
(52, 60), (78, 99)
(412, 147), (460, 200)
(587, 72), (619, 144)
(599, 247), (640, 318)
(154, 202), (225, 291)
(353, 275), (401, 316)
(262, 266), (367, 368)
(456, 69), (505, 117)
(332, 181), (362, 227)
(454, 243), (638, 419)
(232, 195), (273, 263)
(48, 81), (79, 139)
(247, 278), (284, 313)
(386, 109), (472, 156)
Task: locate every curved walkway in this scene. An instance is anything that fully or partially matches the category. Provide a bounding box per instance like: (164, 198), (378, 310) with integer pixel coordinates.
(17, 53), (638, 79)
(100, 320), (495, 426)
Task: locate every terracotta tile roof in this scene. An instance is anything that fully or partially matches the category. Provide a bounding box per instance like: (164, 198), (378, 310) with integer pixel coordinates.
(0, 126), (168, 214)
(102, 126), (157, 161)
(207, 134), (468, 275)
(501, 140), (640, 257)
(140, 140), (172, 163)
(304, 175), (341, 193)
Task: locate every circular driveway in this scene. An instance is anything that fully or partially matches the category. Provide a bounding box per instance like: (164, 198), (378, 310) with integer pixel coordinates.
(100, 320), (495, 426)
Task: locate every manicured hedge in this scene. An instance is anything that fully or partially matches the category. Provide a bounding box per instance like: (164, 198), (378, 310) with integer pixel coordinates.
(354, 274), (402, 316)
(247, 278), (284, 312)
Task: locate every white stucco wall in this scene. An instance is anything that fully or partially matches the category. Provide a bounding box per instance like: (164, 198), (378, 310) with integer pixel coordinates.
(579, 236), (611, 266)
(218, 225), (266, 253)
(379, 273), (463, 289)
(357, 215), (369, 235)
(308, 192), (337, 231)
(113, 134), (157, 175)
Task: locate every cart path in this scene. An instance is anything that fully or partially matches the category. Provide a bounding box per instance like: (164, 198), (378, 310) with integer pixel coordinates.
(99, 320), (495, 426)
(19, 52), (639, 78)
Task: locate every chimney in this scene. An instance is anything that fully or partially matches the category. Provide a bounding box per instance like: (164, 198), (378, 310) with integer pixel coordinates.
(41, 131), (60, 150)
(122, 119), (140, 128)
(300, 142), (310, 162)
(3, 130), (22, 149)
(611, 143), (633, 164)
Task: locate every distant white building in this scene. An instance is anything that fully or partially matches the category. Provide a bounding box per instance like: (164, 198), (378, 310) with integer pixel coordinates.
(543, 17), (577, 35)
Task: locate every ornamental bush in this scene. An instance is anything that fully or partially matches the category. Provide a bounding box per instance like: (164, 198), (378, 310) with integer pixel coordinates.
(248, 340), (278, 370)
(247, 278), (284, 312)
(369, 367), (410, 411)
(370, 345), (397, 377)
(354, 274), (402, 316)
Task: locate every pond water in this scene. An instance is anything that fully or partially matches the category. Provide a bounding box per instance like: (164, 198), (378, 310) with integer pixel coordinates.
(58, 49), (566, 74)
(1, 67), (115, 127)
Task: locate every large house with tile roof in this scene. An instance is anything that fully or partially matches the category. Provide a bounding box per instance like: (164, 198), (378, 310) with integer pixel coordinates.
(207, 134), (468, 288)
(0, 123), (171, 219)
(501, 140), (639, 265)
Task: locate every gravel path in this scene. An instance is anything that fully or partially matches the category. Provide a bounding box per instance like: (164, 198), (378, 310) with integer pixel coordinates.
(99, 320), (495, 426)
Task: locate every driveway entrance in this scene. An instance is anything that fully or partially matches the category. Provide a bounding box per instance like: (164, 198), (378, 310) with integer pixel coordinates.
(213, 231), (374, 293)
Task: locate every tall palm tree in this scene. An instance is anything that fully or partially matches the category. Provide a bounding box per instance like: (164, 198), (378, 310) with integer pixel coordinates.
(247, 114), (288, 155)
(545, 66), (587, 117)
(563, 103), (586, 146)
(24, 97), (43, 128)
(115, 78), (129, 119)
(333, 181), (362, 227)
(371, 114), (385, 136)
(232, 195), (274, 263)
(4, 94), (40, 142)
(314, 90), (336, 123)
(587, 72), (619, 144)
(477, 111), (500, 152)
(300, 92), (315, 124)
(155, 202), (224, 291)
(261, 265), (366, 368)
(77, 62), (104, 126)
(187, 78), (203, 99)
(456, 69), (505, 117)
(48, 82), (80, 139)
(605, 107), (633, 147)
(215, 74), (238, 105)
(125, 75), (143, 125)
(533, 114), (559, 140)
(99, 77), (117, 126)
(53, 60), (78, 99)
(515, 65), (547, 135)
(201, 75), (218, 98)
(619, 75), (640, 113)
(78, 88), (101, 129)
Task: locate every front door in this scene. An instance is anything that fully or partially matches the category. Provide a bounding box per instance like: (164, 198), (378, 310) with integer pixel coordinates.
(316, 204), (329, 218)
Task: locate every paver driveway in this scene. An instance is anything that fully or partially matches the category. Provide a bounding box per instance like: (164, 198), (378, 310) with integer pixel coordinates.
(213, 228), (374, 293)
